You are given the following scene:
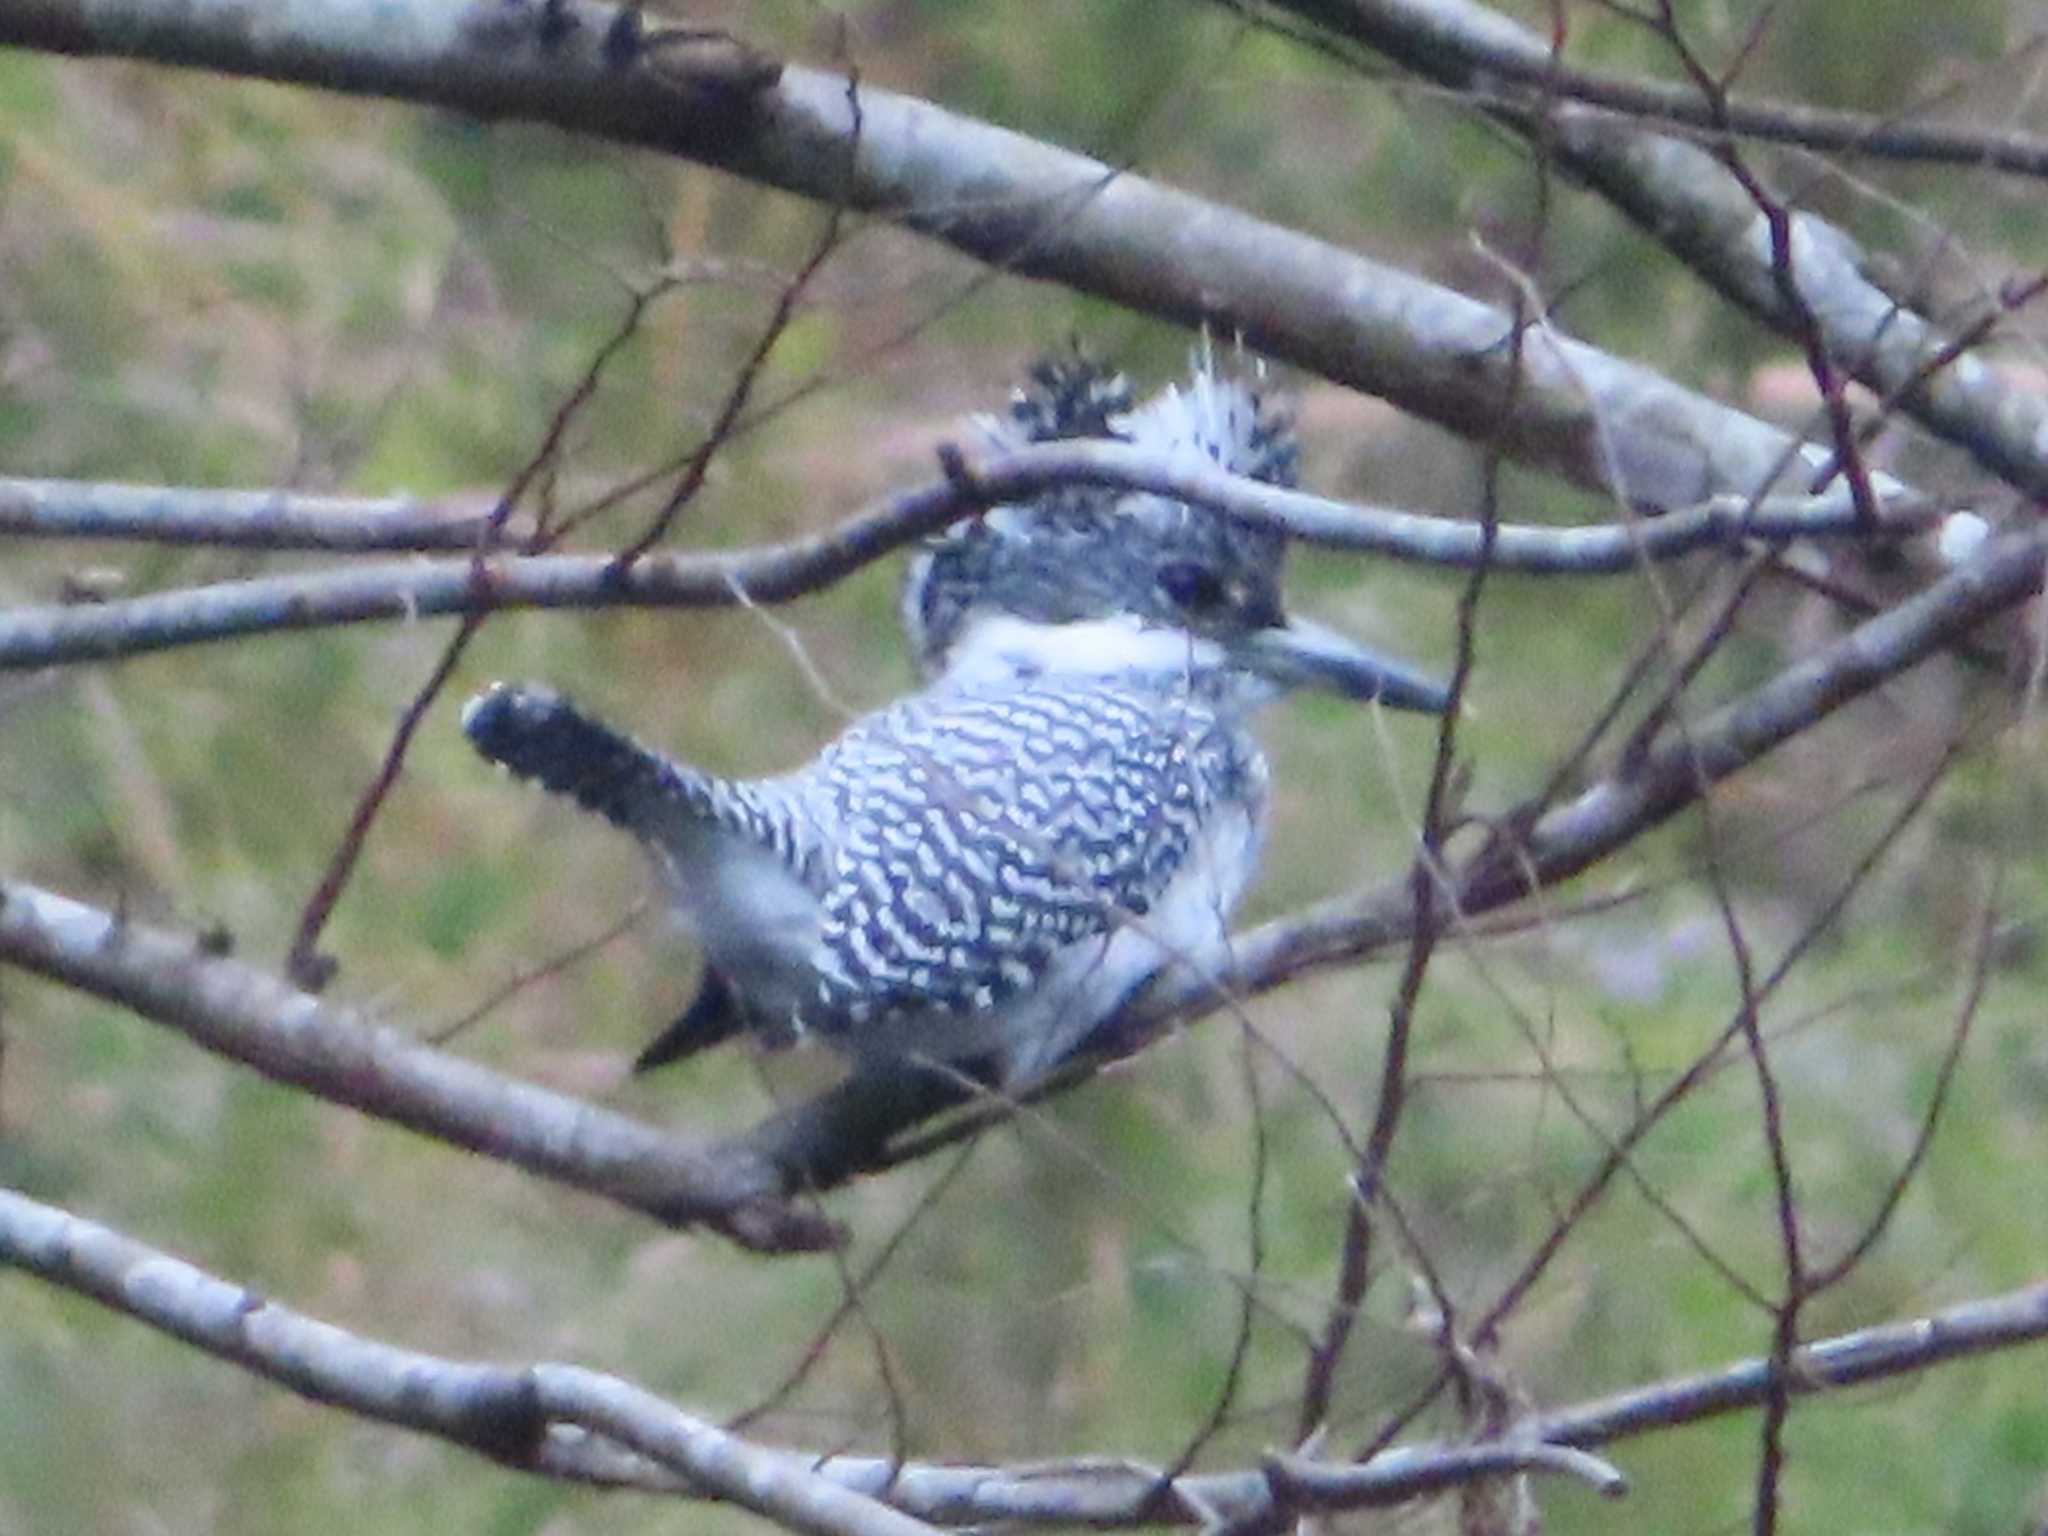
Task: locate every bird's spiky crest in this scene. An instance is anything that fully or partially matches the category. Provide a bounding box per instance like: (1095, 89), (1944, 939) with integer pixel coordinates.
(905, 348), (1297, 679)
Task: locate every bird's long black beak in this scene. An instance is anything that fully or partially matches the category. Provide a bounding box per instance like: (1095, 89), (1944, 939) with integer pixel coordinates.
(1237, 616), (1451, 712)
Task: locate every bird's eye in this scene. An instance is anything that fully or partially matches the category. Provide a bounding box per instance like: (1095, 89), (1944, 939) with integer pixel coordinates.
(1157, 561), (1229, 612)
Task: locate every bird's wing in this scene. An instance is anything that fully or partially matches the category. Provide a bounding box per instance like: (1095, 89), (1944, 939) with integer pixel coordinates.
(805, 679), (1257, 1042)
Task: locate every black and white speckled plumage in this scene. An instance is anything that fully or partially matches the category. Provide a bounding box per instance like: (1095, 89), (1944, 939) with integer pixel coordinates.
(463, 666), (1264, 1077)
(801, 669), (1262, 1031)
(466, 351), (1443, 1084)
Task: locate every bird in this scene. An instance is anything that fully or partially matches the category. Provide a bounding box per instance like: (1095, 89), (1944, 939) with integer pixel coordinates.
(462, 352), (1448, 1090)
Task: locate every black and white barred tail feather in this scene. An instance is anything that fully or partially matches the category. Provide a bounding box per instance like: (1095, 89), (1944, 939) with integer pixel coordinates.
(461, 683), (685, 844)
(462, 683), (807, 871)
(462, 682), (812, 1070)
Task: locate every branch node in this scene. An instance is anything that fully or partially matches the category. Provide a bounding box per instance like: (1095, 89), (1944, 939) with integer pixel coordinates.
(935, 442), (978, 497)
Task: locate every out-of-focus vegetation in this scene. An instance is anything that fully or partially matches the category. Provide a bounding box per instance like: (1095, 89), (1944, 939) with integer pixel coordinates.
(2, 2), (2047, 1532)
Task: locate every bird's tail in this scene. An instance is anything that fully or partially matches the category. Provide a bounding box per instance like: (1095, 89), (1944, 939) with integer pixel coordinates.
(464, 685), (771, 1073)
(632, 968), (745, 1073)
(462, 682), (695, 847)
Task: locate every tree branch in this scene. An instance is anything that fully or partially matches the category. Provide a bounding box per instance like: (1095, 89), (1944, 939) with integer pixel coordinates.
(1266, 0), (2048, 497)
(2, 1181), (2042, 1530)
(0, 478), (498, 551)
(0, 443), (1943, 670)
(0, 880), (826, 1253)
(1251, 0), (2048, 178)
(0, 0), (1864, 515)
(0, 467), (976, 669)
(0, 1187), (940, 1536)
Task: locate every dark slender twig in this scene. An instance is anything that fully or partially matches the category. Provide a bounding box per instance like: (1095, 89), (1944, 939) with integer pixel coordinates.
(287, 618), (476, 988)
(285, 282), (668, 987)
(1143, 1025), (1272, 1506)
(1680, 617), (1803, 1536)
(1294, 257), (1515, 1451)
(1470, 732), (1969, 1347)
(611, 67), (858, 564)
(1424, 869), (1778, 1313)
(429, 899), (651, 1046)
(1658, 5), (1881, 533)
(729, 1144), (978, 1434)
(1807, 864), (1996, 1294)
(1633, 12), (1903, 1521)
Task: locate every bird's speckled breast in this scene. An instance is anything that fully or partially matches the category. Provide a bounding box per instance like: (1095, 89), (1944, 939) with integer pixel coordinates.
(795, 671), (1267, 1048)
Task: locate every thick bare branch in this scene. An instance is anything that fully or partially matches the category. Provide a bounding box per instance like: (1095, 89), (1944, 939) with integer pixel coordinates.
(528, 1367), (941, 1536)
(1246, 0), (2048, 179)
(0, 0), (1856, 513)
(1268, 0), (2048, 496)
(0, 880), (824, 1253)
(0, 1187), (939, 1536)
(2, 1182), (2042, 1530)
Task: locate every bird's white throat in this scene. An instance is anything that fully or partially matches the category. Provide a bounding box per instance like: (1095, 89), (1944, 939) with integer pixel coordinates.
(942, 613), (1227, 690)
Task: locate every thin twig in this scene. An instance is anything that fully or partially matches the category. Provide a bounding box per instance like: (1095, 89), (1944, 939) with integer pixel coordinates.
(429, 899), (651, 1046)
(285, 282), (668, 987)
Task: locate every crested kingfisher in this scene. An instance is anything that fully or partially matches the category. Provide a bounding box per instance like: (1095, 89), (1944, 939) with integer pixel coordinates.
(464, 354), (1447, 1087)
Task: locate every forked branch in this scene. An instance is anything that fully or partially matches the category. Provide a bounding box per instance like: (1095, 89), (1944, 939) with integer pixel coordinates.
(2, 1182), (2042, 1530)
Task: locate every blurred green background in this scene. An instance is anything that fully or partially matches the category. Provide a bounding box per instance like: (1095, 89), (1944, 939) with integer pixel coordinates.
(3, 1), (2047, 1531)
